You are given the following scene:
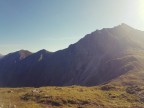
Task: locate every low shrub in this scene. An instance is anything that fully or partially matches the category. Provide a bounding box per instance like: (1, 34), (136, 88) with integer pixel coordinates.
(101, 85), (115, 91)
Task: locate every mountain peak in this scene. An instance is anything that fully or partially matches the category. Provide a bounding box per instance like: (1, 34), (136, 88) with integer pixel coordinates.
(37, 49), (52, 54)
(115, 23), (135, 30)
(4, 50), (32, 61)
(18, 49), (31, 53)
(120, 23), (129, 26)
(37, 49), (47, 54)
(17, 50), (32, 60)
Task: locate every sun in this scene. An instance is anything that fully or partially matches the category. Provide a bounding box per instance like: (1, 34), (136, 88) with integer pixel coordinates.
(139, 0), (144, 21)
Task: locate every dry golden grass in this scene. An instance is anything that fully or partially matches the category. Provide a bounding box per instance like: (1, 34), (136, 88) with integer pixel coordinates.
(0, 85), (144, 108)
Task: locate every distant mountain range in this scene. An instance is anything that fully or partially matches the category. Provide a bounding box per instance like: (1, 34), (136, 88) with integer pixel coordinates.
(0, 23), (144, 87)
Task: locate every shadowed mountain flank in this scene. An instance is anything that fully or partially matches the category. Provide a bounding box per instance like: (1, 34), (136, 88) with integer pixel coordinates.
(0, 24), (144, 87)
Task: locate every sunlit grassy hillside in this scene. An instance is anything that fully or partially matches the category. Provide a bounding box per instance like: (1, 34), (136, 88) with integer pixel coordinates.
(108, 49), (144, 87)
(0, 85), (144, 108)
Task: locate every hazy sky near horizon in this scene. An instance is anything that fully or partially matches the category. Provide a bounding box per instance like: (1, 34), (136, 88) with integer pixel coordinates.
(0, 0), (144, 54)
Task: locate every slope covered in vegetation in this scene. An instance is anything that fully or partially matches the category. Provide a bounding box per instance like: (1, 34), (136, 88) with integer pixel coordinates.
(0, 85), (144, 108)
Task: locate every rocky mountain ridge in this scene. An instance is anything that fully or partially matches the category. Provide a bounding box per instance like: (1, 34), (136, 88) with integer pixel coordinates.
(0, 24), (144, 87)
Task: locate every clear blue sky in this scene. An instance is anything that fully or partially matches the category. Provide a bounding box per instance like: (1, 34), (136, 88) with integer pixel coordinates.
(0, 0), (144, 54)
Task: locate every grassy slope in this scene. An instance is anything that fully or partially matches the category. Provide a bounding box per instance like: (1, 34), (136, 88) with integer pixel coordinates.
(0, 85), (144, 108)
(109, 50), (144, 86)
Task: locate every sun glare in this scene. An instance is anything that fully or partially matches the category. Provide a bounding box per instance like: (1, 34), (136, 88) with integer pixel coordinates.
(139, 0), (144, 22)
